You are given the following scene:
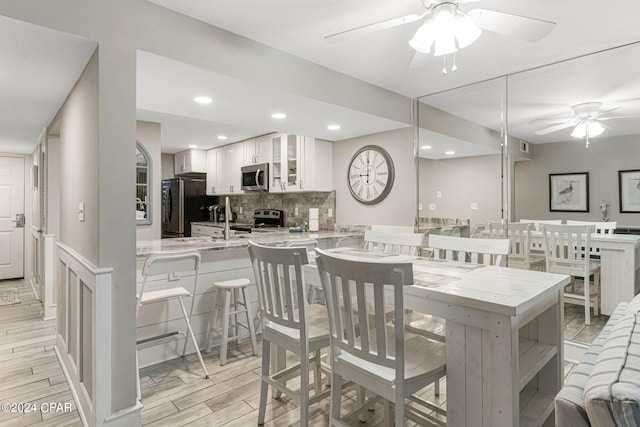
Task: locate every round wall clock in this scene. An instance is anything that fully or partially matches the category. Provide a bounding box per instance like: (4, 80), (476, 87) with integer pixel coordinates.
(347, 145), (395, 205)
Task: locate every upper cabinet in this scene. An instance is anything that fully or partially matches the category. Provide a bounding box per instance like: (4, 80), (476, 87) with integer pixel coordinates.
(205, 142), (245, 195)
(206, 133), (332, 195)
(174, 149), (206, 175)
(244, 134), (272, 165)
(271, 133), (332, 193)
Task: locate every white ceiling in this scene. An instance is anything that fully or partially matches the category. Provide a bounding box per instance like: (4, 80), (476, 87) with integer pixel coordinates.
(3, 1), (640, 157)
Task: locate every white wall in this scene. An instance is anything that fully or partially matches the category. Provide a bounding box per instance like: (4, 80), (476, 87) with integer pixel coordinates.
(515, 135), (640, 226)
(161, 153), (175, 180)
(136, 121), (161, 241)
(419, 154), (502, 226)
(333, 127), (415, 226)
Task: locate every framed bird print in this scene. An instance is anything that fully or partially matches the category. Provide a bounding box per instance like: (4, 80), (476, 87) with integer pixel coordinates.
(549, 172), (589, 212)
(619, 169), (640, 213)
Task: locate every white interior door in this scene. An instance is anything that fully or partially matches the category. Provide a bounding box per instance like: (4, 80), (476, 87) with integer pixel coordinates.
(0, 156), (25, 280)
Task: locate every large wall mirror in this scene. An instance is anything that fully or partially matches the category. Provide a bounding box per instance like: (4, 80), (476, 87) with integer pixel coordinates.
(509, 42), (640, 226)
(136, 141), (152, 225)
(416, 76), (506, 237)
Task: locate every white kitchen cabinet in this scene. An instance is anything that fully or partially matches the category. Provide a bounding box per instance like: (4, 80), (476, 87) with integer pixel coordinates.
(174, 149), (206, 175)
(301, 137), (333, 191)
(271, 134), (333, 192)
(206, 147), (224, 195)
(206, 142), (244, 195)
(244, 134), (272, 165)
(224, 142), (244, 194)
(271, 133), (302, 192)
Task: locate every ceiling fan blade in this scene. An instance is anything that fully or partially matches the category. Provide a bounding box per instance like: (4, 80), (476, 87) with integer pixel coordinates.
(599, 115), (640, 120)
(528, 117), (573, 125)
(467, 9), (556, 42)
(410, 51), (430, 69)
(535, 121), (577, 136)
(325, 13), (425, 43)
(597, 106), (622, 117)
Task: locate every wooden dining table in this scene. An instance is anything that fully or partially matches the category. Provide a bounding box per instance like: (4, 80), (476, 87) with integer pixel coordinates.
(309, 247), (570, 427)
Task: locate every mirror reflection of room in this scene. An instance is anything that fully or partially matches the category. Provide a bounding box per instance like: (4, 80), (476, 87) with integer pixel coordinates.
(136, 141), (151, 225)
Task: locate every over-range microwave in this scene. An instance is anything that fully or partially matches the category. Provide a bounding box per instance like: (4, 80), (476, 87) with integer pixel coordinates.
(241, 163), (269, 191)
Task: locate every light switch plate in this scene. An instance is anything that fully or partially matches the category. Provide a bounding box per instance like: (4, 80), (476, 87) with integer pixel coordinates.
(418, 203), (423, 210)
(239, 207), (243, 214)
(428, 203), (436, 210)
(78, 202), (85, 222)
(436, 191), (442, 198)
(470, 202), (478, 210)
(294, 207), (299, 216)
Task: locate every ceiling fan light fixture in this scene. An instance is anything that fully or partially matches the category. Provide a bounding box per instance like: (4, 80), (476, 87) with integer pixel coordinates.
(571, 120), (605, 140)
(455, 14), (482, 49)
(587, 121), (605, 137)
(571, 122), (586, 139)
(409, 20), (434, 54)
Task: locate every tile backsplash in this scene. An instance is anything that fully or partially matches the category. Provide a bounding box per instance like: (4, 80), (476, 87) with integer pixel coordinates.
(221, 191), (336, 229)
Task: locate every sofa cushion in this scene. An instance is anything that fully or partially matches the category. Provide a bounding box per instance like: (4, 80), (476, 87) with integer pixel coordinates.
(555, 303), (628, 427)
(584, 312), (640, 426)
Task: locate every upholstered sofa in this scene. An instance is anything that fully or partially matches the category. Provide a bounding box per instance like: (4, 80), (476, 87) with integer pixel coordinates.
(555, 295), (640, 426)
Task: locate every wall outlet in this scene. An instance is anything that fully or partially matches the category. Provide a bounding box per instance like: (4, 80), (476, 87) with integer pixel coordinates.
(239, 206), (243, 214)
(428, 203), (436, 211)
(436, 190), (442, 198)
(78, 202), (85, 222)
(169, 272), (180, 281)
(418, 203), (423, 210)
(328, 208), (333, 218)
(470, 202), (478, 210)
(294, 207), (299, 216)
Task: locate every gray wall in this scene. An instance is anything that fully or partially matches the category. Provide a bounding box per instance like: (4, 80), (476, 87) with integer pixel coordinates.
(419, 154), (502, 226)
(57, 51), (99, 264)
(333, 127), (415, 227)
(136, 121), (161, 241)
(515, 135), (640, 226)
(161, 153), (175, 180)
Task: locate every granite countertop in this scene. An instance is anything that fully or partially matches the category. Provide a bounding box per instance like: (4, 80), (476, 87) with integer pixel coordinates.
(136, 230), (364, 257)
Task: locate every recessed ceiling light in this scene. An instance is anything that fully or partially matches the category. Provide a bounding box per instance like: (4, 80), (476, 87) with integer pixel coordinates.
(194, 96), (212, 104)
(217, 135), (228, 140)
(271, 112), (287, 119)
(188, 144), (198, 149)
(327, 124), (341, 130)
(445, 150), (456, 155)
(421, 145), (432, 150)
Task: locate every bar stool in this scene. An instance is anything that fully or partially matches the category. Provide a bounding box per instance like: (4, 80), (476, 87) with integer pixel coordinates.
(206, 278), (258, 365)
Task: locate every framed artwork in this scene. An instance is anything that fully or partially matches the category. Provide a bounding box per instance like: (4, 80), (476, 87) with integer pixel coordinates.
(549, 172), (589, 212)
(619, 169), (640, 213)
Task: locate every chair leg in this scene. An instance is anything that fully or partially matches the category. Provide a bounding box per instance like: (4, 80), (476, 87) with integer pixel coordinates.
(234, 288), (241, 345)
(300, 347), (310, 427)
(220, 290), (231, 365)
(177, 297), (209, 379)
(593, 272), (600, 317)
(258, 339), (270, 425)
(583, 276), (591, 326)
(383, 400), (393, 427)
(205, 289), (222, 353)
(313, 349), (322, 396)
(242, 286), (258, 356)
(330, 371), (342, 425)
(435, 376), (440, 396)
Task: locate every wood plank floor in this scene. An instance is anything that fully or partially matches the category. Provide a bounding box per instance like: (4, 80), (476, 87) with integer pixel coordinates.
(0, 278), (604, 426)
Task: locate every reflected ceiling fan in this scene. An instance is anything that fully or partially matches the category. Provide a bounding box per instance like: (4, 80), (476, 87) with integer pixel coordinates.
(325, 0), (556, 72)
(531, 102), (640, 147)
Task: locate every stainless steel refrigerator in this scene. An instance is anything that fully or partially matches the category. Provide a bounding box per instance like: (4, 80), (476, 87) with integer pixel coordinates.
(161, 177), (209, 238)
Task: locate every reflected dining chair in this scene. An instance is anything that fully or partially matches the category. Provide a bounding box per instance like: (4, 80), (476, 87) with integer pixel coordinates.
(247, 241), (331, 426)
(135, 249), (209, 400)
(428, 234), (510, 266)
(488, 222), (545, 271)
(315, 248), (447, 426)
(286, 239), (321, 304)
(363, 229), (424, 256)
(541, 224), (601, 325)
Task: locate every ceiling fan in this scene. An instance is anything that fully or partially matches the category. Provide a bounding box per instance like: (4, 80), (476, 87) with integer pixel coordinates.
(325, 0), (556, 71)
(531, 102), (640, 147)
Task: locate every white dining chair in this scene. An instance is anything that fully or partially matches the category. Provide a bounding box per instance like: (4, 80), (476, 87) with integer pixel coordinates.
(541, 224), (601, 325)
(489, 222), (545, 271)
(247, 241), (331, 427)
(363, 229), (424, 256)
(428, 234), (510, 266)
(315, 248), (447, 426)
(287, 238), (322, 303)
(135, 250), (209, 400)
(469, 223), (486, 238)
(520, 219), (564, 232)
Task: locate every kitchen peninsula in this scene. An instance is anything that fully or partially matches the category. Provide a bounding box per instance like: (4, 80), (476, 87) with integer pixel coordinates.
(135, 230), (363, 368)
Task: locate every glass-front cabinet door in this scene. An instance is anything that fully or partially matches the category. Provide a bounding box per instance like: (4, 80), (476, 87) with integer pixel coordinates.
(271, 133), (302, 192)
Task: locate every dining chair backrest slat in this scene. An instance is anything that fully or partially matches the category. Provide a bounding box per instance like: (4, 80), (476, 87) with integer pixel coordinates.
(428, 234), (510, 266)
(364, 229), (424, 256)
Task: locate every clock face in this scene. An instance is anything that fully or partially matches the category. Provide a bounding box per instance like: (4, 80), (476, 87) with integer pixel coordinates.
(347, 145), (395, 205)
